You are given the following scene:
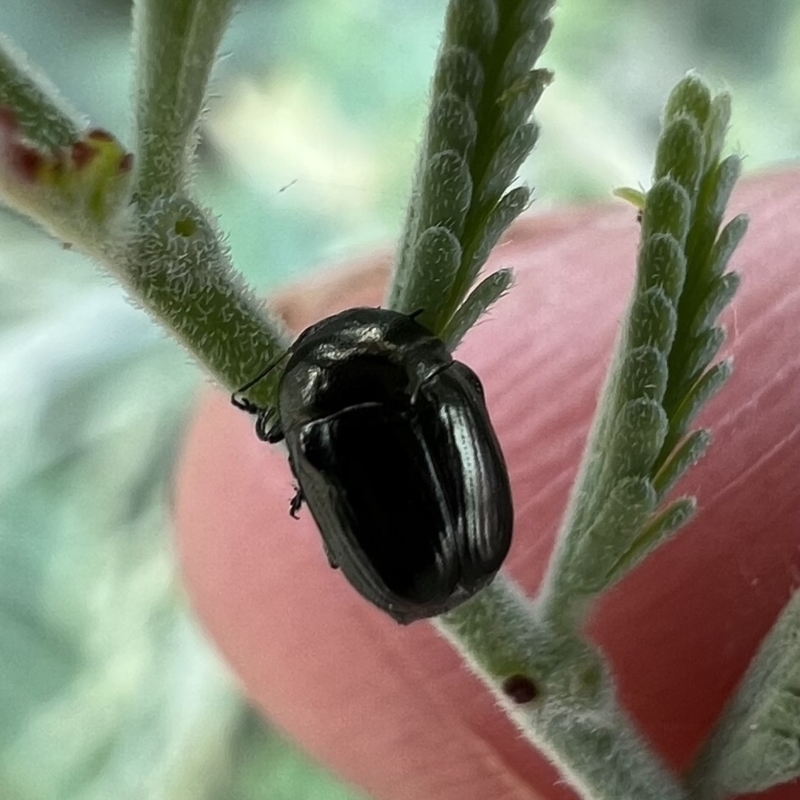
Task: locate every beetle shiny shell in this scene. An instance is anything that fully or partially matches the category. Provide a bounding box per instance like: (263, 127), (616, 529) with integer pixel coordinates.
(238, 307), (513, 624)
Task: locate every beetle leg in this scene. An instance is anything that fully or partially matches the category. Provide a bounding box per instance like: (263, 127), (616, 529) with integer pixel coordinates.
(231, 393), (260, 414)
(254, 410), (285, 443)
(264, 419), (285, 444)
(289, 485), (304, 519)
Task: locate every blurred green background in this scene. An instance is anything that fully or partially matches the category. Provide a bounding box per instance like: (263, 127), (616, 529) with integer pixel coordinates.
(0, 1), (797, 798)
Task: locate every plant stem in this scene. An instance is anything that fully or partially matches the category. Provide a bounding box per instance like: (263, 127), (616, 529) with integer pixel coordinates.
(437, 577), (687, 800)
(0, 35), (83, 148)
(132, 0), (239, 202)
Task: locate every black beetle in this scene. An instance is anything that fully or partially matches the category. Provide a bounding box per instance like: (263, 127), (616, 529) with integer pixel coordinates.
(233, 307), (513, 624)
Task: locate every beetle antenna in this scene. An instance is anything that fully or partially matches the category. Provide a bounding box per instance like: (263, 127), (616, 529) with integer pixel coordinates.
(232, 349), (291, 409)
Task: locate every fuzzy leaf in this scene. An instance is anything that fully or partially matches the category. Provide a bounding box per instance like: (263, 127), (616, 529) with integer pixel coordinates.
(433, 47), (485, 111)
(707, 214), (749, 278)
(475, 122), (539, 208)
(618, 345), (669, 405)
(653, 116), (705, 198)
(442, 269), (513, 349)
(690, 591), (800, 796)
(685, 155), (743, 269)
(444, 0), (499, 56)
(498, 21), (554, 96)
(575, 477), (657, 592)
(494, 68), (553, 143)
(460, 186), (530, 289)
(613, 186), (646, 210)
(663, 359), (732, 455)
(702, 92), (732, 173)
(664, 73), (711, 129)
(641, 178), (692, 245)
(679, 326), (727, 393)
(688, 272), (740, 337)
(606, 398), (669, 481)
(637, 233), (687, 306)
(652, 429), (711, 499)
(417, 149), (473, 238)
(403, 226), (463, 332)
(604, 498), (697, 584)
(628, 287), (678, 354)
(426, 92), (478, 161)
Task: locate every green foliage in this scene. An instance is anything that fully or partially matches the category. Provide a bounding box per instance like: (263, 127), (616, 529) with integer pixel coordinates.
(690, 590), (800, 797)
(0, 1), (793, 798)
(388, 0), (554, 339)
(542, 74), (747, 614)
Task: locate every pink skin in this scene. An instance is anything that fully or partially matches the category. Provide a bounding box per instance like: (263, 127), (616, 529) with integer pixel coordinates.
(174, 169), (800, 800)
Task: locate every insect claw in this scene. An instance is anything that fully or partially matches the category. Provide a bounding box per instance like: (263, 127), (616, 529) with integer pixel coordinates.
(289, 486), (304, 519)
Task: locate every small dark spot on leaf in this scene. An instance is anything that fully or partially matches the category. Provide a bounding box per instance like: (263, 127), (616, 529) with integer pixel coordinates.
(175, 217), (196, 237)
(501, 674), (538, 704)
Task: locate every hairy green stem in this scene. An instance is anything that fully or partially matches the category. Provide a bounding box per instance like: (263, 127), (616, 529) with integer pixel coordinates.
(0, 35), (83, 148)
(109, 196), (288, 406)
(437, 577), (686, 800)
(132, 0), (239, 201)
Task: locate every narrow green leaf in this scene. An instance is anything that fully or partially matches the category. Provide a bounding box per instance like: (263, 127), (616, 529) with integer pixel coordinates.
(444, 0), (499, 56)
(403, 226), (463, 331)
(637, 233), (687, 306)
(688, 272), (740, 336)
(664, 73), (711, 129)
(442, 269), (513, 349)
(606, 398), (669, 481)
(433, 46), (485, 110)
(576, 477), (657, 592)
(702, 91), (732, 172)
(685, 154), (743, 270)
(613, 186), (646, 210)
(701, 155), (743, 224)
(494, 68), (553, 143)
(426, 93), (478, 161)
(628, 287), (678, 354)
(641, 178), (692, 245)
(653, 116), (705, 198)
(690, 591), (800, 797)
(663, 359), (732, 454)
(707, 214), (749, 278)
(475, 122), (539, 208)
(462, 185), (530, 288)
(680, 326), (727, 393)
(390, 0), (554, 342)
(417, 150), (473, 239)
(618, 345), (669, 404)
(513, 0), (559, 29)
(604, 498), (697, 584)
(652, 429), (711, 499)
(498, 21), (554, 94)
